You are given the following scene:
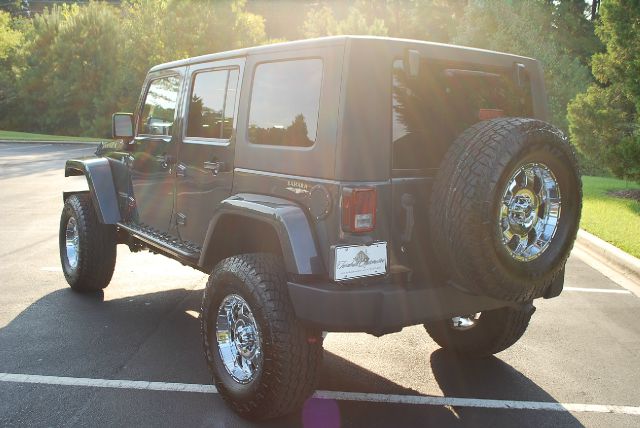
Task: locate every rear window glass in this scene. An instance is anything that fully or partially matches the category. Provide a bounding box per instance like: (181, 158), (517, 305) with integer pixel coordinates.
(248, 59), (322, 147)
(139, 75), (181, 136)
(186, 68), (239, 140)
(392, 59), (533, 170)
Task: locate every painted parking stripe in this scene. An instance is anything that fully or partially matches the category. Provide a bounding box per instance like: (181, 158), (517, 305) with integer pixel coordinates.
(1, 372), (639, 416)
(314, 390), (640, 415)
(0, 373), (216, 394)
(564, 287), (632, 294)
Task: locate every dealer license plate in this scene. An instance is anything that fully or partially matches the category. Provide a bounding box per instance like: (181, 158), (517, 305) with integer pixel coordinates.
(333, 242), (387, 281)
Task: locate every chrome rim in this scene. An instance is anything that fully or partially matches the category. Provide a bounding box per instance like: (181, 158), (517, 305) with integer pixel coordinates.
(499, 162), (561, 262)
(216, 294), (262, 384)
(65, 217), (79, 269)
(451, 314), (480, 331)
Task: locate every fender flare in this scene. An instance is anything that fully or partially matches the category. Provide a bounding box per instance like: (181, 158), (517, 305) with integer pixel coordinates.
(199, 194), (325, 276)
(64, 158), (121, 224)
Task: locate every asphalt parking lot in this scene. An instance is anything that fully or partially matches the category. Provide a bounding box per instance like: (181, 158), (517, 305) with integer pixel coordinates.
(1, 142), (639, 427)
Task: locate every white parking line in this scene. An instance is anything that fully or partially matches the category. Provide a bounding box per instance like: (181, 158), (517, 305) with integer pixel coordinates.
(572, 246), (640, 297)
(1, 372), (639, 416)
(564, 287), (632, 294)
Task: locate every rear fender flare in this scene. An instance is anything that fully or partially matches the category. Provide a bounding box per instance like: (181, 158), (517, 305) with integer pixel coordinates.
(199, 194), (324, 276)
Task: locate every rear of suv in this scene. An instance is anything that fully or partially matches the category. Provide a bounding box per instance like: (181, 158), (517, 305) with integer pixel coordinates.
(59, 36), (581, 420)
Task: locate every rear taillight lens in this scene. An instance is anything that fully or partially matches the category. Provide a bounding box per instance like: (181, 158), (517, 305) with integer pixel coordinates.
(342, 187), (376, 233)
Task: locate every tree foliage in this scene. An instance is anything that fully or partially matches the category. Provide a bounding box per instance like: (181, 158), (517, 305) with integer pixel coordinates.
(568, 0), (640, 181)
(0, 10), (28, 123)
(301, 0), (466, 42)
(3, 0), (267, 137)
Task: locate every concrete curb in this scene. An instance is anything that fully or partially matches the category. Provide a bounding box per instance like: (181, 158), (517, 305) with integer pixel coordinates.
(576, 229), (640, 284)
(0, 139), (102, 145)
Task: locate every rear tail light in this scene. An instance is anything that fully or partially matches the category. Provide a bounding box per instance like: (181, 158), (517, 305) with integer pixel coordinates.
(342, 187), (376, 233)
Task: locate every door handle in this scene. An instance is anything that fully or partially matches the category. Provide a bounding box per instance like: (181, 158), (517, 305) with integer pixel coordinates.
(203, 160), (226, 175)
(158, 154), (176, 169)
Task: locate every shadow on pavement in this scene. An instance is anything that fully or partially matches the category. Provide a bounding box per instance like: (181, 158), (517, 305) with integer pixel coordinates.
(0, 287), (583, 427)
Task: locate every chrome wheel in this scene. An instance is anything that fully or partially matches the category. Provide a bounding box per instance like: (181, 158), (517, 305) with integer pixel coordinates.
(451, 314), (480, 331)
(65, 217), (79, 269)
(216, 294), (262, 384)
(499, 162), (561, 262)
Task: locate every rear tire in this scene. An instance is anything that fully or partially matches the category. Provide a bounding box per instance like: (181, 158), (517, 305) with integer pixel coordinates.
(201, 253), (323, 420)
(59, 193), (116, 292)
(430, 118), (581, 302)
(424, 305), (535, 358)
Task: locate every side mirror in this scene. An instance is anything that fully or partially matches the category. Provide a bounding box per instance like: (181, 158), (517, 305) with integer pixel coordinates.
(112, 113), (134, 140)
(404, 49), (421, 78)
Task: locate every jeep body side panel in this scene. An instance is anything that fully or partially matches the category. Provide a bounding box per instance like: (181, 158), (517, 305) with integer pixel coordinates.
(231, 169), (397, 278)
(199, 194), (324, 275)
(64, 158), (121, 224)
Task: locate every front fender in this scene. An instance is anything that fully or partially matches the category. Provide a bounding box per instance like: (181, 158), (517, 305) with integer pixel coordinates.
(199, 194), (324, 276)
(64, 158), (121, 224)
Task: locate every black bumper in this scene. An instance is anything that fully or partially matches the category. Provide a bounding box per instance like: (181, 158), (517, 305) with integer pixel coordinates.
(287, 280), (515, 335)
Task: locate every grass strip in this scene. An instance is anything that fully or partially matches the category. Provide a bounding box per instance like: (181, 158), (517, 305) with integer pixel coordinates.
(581, 176), (640, 258)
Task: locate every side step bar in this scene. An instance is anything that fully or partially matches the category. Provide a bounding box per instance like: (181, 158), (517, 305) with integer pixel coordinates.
(117, 222), (201, 262)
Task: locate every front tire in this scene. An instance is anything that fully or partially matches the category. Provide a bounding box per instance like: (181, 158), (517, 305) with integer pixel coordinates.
(201, 253), (322, 420)
(59, 193), (116, 292)
(424, 305), (535, 358)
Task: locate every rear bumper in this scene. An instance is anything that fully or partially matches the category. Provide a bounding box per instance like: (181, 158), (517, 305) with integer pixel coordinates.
(287, 279), (516, 335)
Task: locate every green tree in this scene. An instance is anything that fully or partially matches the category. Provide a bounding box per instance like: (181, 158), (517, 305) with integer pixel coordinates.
(551, 0), (602, 65)
(302, 2), (388, 37)
(568, 0), (640, 181)
(301, 0), (466, 41)
(0, 10), (27, 127)
(16, 2), (126, 136)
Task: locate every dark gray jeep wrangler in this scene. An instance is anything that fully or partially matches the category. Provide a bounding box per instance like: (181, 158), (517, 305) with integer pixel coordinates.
(59, 36), (581, 419)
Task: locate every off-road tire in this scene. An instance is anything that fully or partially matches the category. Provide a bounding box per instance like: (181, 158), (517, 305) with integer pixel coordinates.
(201, 253), (323, 420)
(59, 193), (117, 292)
(424, 304), (535, 358)
(430, 118), (582, 302)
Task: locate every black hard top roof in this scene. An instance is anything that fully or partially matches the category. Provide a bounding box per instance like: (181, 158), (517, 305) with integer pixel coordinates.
(149, 35), (534, 72)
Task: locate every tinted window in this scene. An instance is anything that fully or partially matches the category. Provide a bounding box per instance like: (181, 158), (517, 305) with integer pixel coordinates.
(187, 68), (239, 139)
(392, 59), (533, 170)
(139, 75), (181, 136)
(248, 59), (322, 147)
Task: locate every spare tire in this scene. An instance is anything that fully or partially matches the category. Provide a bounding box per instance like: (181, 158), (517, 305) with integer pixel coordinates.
(430, 118), (581, 302)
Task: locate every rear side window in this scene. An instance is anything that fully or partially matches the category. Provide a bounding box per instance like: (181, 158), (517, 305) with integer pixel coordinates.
(186, 68), (239, 140)
(139, 75), (181, 136)
(392, 59), (533, 171)
(248, 59), (322, 147)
